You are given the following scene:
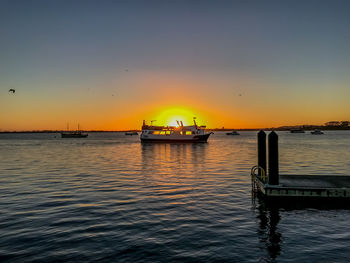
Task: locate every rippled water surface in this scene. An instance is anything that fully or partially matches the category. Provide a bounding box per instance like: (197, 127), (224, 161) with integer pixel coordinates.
(1, 131), (350, 262)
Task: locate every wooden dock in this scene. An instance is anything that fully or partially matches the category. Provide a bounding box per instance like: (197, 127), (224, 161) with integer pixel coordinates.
(252, 173), (350, 199)
(252, 130), (350, 200)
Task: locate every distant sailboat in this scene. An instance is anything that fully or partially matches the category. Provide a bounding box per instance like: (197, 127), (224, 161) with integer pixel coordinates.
(61, 123), (88, 138)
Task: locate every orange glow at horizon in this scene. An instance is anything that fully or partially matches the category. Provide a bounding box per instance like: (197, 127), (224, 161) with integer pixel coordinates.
(1, 69), (349, 131)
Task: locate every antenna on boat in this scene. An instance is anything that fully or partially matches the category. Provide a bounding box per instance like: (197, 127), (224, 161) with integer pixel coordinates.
(193, 117), (197, 128)
(176, 120), (180, 127)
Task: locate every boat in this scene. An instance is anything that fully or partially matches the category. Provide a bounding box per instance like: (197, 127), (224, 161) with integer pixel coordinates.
(140, 118), (212, 142)
(61, 131), (88, 138)
(226, 130), (240, 135)
(290, 129), (305, 133)
(311, 129), (324, 135)
(125, 131), (138, 135)
(61, 124), (88, 138)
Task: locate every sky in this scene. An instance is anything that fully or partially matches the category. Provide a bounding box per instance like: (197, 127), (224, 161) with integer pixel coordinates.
(1, 0), (349, 130)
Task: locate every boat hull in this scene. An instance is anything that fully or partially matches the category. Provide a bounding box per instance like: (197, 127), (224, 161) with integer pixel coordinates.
(61, 133), (88, 138)
(125, 132), (138, 136)
(140, 133), (211, 143)
(290, 130), (305, 133)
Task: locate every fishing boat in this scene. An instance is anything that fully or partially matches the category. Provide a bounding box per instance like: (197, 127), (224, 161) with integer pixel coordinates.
(311, 129), (324, 135)
(226, 130), (240, 135)
(125, 131), (138, 136)
(61, 124), (88, 138)
(290, 128), (305, 133)
(140, 118), (212, 142)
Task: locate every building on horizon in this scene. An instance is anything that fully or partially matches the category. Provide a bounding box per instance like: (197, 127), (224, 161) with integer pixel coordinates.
(325, 121), (349, 127)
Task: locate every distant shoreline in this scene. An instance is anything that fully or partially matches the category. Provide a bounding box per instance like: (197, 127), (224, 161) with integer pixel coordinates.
(1, 126), (349, 133)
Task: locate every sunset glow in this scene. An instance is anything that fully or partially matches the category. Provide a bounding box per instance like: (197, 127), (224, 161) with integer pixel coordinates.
(154, 108), (196, 127)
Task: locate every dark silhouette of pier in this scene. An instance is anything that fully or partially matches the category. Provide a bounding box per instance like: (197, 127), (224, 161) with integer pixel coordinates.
(252, 130), (350, 199)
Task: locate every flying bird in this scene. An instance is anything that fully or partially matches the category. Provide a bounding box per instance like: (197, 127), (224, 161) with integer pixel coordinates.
(9, 89), (15, 93)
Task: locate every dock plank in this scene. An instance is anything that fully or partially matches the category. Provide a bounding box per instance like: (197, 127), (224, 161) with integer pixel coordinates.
(253, 174), (350, 199)
(279, 175), (350, 188)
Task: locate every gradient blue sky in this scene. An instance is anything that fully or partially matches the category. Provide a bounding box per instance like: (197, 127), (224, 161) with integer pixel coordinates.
(1, 0), (349, 130)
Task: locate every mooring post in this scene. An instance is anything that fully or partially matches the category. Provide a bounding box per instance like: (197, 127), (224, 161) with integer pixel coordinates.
(268, 131), (279, 185)
(257, 130), (267, 177)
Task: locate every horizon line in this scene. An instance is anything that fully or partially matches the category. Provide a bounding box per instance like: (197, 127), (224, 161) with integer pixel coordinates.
(1, 125), (350, 133)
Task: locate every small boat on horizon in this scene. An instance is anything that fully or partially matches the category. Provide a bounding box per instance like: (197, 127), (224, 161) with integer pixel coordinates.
(290, 129), (305, 133)
(125, 131), (138, 136)
(140, 118), (212, 143)
(226, 130), (240, 135)
(61, 124), (88, 138)
(311, 129), (324, 135)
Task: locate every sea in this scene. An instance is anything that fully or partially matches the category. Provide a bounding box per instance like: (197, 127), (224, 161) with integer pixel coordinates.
(1, 131), (350, 263)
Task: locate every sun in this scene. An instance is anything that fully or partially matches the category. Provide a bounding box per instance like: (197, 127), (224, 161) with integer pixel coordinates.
(168, 117), (184, 127)
(154, 107), (195, 127)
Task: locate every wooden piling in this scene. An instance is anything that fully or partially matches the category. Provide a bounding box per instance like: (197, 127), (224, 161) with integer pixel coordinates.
(257, 130), (266, 176)
(268, 131), (279, 185)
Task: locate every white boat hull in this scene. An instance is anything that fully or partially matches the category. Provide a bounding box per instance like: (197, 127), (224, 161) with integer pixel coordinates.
(140, 133), (211, 142)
